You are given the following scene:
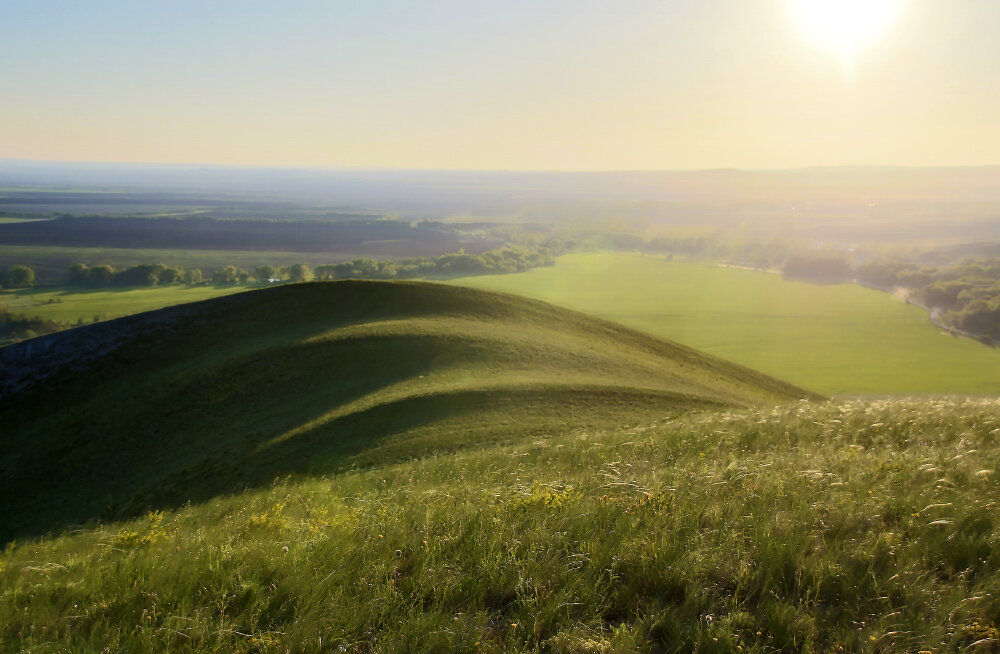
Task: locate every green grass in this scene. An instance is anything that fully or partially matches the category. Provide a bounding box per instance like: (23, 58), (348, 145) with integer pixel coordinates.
(1, 281), (809, 544)
(2, 398), (998, 652)
(2, 283), (255, 324)
(452, 252), (1000, 395)
(2, 280), (998, 652)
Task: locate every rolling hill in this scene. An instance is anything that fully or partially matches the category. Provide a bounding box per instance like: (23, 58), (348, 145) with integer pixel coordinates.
(0, 280), (814, 544)
(3, 282), (998, 653)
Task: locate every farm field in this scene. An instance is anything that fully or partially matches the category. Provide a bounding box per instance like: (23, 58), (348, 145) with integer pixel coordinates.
(453, 252), (1000, 395)
(0, 216), (495, 259)
(3, 283), (254, 324)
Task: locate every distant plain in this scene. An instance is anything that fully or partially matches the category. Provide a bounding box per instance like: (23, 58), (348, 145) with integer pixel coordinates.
(454, 252), (1000, 395)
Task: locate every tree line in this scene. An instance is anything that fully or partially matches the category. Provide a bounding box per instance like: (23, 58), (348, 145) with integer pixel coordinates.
(60, 245), (564, 289)
(67, 263), (203, 287)
(64, 262), (320, 287)
(783, 254), (1000, 343)
(856, 258), (1000, 343)
(313, 246), (562, 280)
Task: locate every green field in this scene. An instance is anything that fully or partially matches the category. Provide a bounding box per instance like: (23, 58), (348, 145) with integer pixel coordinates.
(453, 252), (1000, 395)
(3, 283), (254, 324)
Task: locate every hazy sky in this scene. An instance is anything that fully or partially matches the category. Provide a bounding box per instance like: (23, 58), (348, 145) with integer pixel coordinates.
(2, 1), (998, 170)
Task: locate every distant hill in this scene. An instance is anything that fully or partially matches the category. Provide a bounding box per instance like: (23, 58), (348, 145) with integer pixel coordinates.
(0, 281), (814, 542)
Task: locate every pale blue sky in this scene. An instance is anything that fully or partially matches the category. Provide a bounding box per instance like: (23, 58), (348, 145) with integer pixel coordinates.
(2, 1), (998, 169)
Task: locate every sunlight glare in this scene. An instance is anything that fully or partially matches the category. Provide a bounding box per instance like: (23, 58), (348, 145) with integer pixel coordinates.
(788, 0), (904, 72)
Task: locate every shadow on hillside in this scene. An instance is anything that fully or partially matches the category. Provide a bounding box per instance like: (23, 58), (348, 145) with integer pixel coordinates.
(0, 281), (767, 545)
(1, 379), (712, 545)
(1, 332), (448, 543)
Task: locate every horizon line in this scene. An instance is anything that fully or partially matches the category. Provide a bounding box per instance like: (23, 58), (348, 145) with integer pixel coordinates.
(3, 157), (1000, 175)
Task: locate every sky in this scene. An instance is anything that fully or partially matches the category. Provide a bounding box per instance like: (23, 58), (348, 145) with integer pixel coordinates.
(2, 0), (998, 170)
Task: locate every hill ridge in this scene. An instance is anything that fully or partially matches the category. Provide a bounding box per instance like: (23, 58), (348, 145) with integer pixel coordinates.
(1, 280), (817, 542)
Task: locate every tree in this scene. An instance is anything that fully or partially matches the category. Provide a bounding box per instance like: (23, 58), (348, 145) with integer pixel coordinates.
(374, 261), (398, 279)
(437, 254), (488, 275)
(183, 269), (203, 284)
(158, 266), (184, 285)
(285, 263), (312, 283)
(89, 265), (115, 286)
(313, 265), (338, 280)
(212, 266), (239, 284)
(114, 264), (164, 287)
(254, 265), (277, 282)
(68, 263), (91, 286)
(6, 265), (36, 288)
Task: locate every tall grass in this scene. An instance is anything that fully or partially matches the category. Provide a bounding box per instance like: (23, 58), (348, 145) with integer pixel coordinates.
(3, 398), (998, 652)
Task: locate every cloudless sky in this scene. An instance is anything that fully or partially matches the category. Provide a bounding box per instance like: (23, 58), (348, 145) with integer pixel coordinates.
(2, 0), (998, 170)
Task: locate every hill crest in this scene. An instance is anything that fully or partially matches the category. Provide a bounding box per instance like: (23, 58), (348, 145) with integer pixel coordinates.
(1, 281), (817, 542)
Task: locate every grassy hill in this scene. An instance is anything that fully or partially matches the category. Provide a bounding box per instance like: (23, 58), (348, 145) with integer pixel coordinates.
(2, 398), (998, 652)
(2, 281), (998, 652)
(452, 252), (1000, 395)
(1, 281), (812, 544)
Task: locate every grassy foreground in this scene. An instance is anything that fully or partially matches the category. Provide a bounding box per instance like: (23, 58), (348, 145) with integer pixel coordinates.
(2, 398), (998, 652)
(453, 252), (1000, 395)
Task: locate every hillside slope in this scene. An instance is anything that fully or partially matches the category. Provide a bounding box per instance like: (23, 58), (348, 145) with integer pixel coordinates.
(1, 281), (815, 542)
(2, 399), (998, 652)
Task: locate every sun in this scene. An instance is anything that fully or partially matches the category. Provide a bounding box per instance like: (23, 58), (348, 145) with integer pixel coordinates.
(787, 0), (904, 72)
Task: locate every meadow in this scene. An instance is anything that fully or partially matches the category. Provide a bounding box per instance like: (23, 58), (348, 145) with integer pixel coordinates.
(2, 398), (998, 652)
(3, 283), (253, 324)
(454, 252), (1000, 396)
(2, 281), (998, 652)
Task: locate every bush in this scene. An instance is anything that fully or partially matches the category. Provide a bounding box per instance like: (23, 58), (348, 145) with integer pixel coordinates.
(4, 265), (35, 288)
